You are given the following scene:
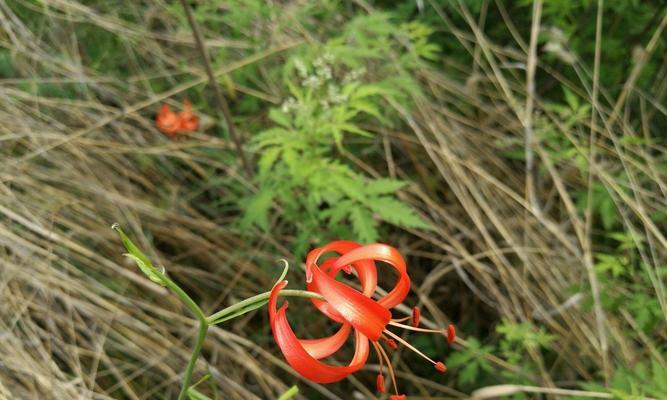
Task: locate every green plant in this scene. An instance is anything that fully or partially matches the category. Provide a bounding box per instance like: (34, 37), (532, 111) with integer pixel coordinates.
(446, 337), (495, 387)
(112, 224), (320, 400)
(241, 15), (436, 249)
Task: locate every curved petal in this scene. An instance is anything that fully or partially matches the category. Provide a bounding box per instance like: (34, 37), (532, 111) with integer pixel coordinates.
(269, 281), (368, 383)
(299, 322), (351, 359)
(307, 257), (346, 323)
(333, 244), (411, 309)
(306, 244), (375, 323)
(156, 105), (179, 134)
(306, 241), (378, 297)
(178, 115), (199, 132)
(310, 266), (390, 340)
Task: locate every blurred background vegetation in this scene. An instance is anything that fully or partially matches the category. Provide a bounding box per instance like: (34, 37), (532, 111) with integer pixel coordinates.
(1, 0), (665, 399)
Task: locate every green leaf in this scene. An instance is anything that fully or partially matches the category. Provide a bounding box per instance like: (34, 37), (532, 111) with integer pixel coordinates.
(269, 109), (292, 128)
(594, 253), (627, 278)
(364, 178), (408, 195)
(112, 225), (166, 286)
(447, 337), (494, 386)
(123, 254), (166, 286)
(240, 189), (275, 231)
(321, 200), (354, 226)
(350, 206), (378, 243)
(367, 196), (431, 229)
(331, 173), (367, 202)
(563, 87), (579, 111)
(187, 388), (212, 400)
(209, 300), (269, 325)
(277, 385), (299, 400)
(258, 147), (281, 181)
(350, 84), (387, 99)
(337, 123), (373, 137)
(350, 99), (386, 123)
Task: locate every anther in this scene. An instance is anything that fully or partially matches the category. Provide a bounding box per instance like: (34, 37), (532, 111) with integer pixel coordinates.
(447, 324), (456, 344)
(376, 374), (385, 393)
(411, 307), (421, 327)
(435, 361), (447, 373)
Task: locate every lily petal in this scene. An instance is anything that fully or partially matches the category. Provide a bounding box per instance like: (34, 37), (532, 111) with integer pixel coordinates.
(306, 241), (377, 296)
(269, 281), (368, 383)
(310, 266), (390, 340)
(333, 244), (410, 309)
(300, 323), (351, 359)
(156, 104), (179, 134)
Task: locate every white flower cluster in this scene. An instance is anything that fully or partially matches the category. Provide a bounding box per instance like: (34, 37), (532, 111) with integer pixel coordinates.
(281, 97), (298, 113)
(298, 52), (336, 89)
(281, 52), (360, 112)
(542, 26), (576, 65)
(343, 67), (366, 84)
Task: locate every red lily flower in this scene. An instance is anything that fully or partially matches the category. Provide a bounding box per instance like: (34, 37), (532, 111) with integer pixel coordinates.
(156, 99), (199, 138)
(268, 241), (456, 398)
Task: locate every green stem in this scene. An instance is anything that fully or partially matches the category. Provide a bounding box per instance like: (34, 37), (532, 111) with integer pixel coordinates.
(206, 289), (324, 325)
(157, 273), (208, 400)
(178, 319), (208, 400)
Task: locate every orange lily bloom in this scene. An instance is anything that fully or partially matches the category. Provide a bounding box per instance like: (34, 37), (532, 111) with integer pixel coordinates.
(268, 241), (456, 398)
(156, 100), (199, 138)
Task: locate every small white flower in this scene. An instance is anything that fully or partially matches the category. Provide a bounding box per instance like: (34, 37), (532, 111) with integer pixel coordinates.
(294, 58), (308, 78)
(302, 75), (322, 89)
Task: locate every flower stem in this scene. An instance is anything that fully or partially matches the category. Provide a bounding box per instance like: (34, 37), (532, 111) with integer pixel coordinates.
(154, 271), (208, 400)
(178, 319), (208, 400)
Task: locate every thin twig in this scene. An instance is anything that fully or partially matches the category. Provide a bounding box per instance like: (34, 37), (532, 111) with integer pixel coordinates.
(179, 0), (253, 176)
(584, 0), (610, 384)
(524, 0), (542, 214)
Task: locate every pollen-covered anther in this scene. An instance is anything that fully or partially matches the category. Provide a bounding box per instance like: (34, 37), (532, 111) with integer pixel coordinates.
(411, 307), (421, 327)
(376, 374), (386, 393)
(390, 395), (407, 400)
(434, 361), (447, 373)
(447, 324), (456, 344)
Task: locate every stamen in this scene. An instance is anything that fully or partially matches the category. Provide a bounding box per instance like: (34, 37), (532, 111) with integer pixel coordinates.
(391, 315), (411, 323)
(411, 307), (421, 327)
(384, 329), (439, 366)
(380, 334), (398, 349)
(435, 361), (447, 373)
(447, 324), (456, 344)
(389, 321), (446, 334)
(389, 395), (406, 400)
(374, 341), (399, 395)
(373, 341), (384, 376)
(376, 374), (385, 393)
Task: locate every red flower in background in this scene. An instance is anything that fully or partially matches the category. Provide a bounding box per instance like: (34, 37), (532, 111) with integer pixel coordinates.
(269, 241), (456, 398)
(156, 100), (199, 138)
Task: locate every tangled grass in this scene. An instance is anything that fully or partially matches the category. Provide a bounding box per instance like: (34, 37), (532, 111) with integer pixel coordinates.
(1, 1), (665, 399)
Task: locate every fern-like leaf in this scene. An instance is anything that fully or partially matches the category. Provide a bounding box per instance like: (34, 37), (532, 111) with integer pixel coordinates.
(368, 196), (431, 229)
(350, 207), (378, 243)
(365, 178), (408, 195)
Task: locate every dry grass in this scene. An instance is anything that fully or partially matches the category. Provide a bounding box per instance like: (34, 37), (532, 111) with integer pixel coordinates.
(0, 2), (313, 399)
(1, 1), (666, 399)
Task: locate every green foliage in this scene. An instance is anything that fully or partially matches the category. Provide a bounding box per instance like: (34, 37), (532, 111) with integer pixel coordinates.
(240, 14), (434, 247)
(277, 385), (299, 400)
(582, 361), (667, 399)
(496, 320), (555, 366)
(447, 337), (495, 387)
